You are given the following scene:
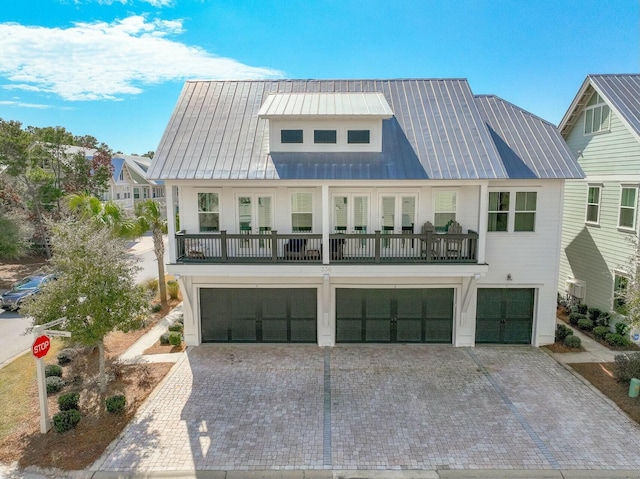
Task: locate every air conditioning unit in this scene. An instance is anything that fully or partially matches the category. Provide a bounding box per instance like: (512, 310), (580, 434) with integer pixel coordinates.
(565, 278), (586, 299)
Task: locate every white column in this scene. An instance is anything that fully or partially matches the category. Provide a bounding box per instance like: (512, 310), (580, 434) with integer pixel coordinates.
(477, 182), (488, 264)
(322, 185), (330, 265)
(166, 183), (177, 264)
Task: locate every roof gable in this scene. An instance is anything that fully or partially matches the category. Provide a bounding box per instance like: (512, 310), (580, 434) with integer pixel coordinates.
(560, 74), (640, 142)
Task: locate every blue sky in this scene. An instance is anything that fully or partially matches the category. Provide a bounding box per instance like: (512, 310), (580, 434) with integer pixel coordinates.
(0, 0), (638, 155)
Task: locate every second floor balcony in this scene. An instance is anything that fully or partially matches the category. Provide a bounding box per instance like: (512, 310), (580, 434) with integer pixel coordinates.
(175, 228), (479, 265)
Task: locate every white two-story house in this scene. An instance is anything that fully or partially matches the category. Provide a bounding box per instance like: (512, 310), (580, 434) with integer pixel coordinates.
(147, 79), (582, 347)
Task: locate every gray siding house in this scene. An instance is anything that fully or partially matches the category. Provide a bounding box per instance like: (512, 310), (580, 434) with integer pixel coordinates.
(148, 79), (582, 348)
(558, 74), (640, 313)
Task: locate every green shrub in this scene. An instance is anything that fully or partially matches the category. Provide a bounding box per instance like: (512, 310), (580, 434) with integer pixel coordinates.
(573, 304), (588, 315)
(555, 323), (573, 342)
(613, 352), (640, 382)
(597, 312), (611, 327)
(615, 321), (630, 336)
(46, 376), (64, 394)
(167, 280), (180, 300)
(52, 409), (81, 433)
(105, 394), (126, 414)
(168, 323), (183, 333)
(168, 332), (182, 347)
(564, 335), (582, 349)
(606, 333), (632, 348)
(150, 302), (162, 313)
(577, 318), (594, 331)
(45, 364), (63, 378)
(58, 392), (80, 411)
(160, 333), (170, 345)
(588, 307), (601, 322)
(57, 348), (76, 365)
(569, 313), (586, 326)
(593, 326), (609, 340)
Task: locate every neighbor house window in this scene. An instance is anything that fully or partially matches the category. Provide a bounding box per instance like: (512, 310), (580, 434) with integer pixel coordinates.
(347, 130), (370, 144)
(514, 192), (537, 232)
(281, 129), (303, 143)
(619, 186), (637, 230)
(133, 188), (140, 199)
(198, 192), (219, 232)
(314, 130), (337, 144)
(584, 92), (611, 135)
(614, 273), (629, 311)
(291, 192), (313, 231)
(488, 192), (509, 232)
(434, 191), (457, 231)
(586, 185), (601, 224)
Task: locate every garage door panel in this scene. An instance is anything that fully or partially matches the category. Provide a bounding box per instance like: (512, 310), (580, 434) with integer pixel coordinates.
(366, 318), (391, 341)
(476, 288), (533, 344)
(396, 319), (422, 342)
(337, 319), (363, 342)
(291, 319), (316, 342)
(262, 319), (288, 342)
(425, 318), (452, 343)
(232, 318), (257, 341)
(365, 290), (391, 318)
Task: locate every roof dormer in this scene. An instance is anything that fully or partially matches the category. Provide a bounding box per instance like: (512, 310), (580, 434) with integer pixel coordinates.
(259, 92), (393, 153)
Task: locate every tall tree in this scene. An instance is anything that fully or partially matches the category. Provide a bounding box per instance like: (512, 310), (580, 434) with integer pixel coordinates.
(25, 217), (148, 392)
(67, 192), (139, 239)
(135, 200), (168, 304)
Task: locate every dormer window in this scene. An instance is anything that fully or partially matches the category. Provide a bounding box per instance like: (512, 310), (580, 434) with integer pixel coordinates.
(584, 92), (611, 135)
(281, 129), (303, 143)
(314, 130), (337, 144)
(348, 130), (370, 144)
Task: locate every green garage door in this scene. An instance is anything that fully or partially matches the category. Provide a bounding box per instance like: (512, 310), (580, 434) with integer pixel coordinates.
(476, 288), (534, 344)
(336, 288), (453, 343)
(200, 288), (317, 342)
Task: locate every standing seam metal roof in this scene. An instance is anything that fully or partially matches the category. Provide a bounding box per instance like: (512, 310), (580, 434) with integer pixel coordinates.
(148, 79), (581, 181)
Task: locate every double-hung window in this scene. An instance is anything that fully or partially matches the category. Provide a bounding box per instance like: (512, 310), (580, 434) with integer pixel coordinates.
(619, 186), (638, 230)
(586, 186), (601, 224)
(198, 192), (219, 232)
(488, 192), (509, 232)
(291, 192), (313, 232)
(584, 92), (611, 135)
(434, 191), (457, 231)
(514, 192), (537, 232)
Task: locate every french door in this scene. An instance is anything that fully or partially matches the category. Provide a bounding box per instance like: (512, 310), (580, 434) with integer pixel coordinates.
(237, 195), (273, 250)
(380, 194), (417, 254)
(333, 195), (369, 256)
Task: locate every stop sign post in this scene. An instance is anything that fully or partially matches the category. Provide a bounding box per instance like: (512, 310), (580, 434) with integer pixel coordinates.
(32, 335), (50, 359)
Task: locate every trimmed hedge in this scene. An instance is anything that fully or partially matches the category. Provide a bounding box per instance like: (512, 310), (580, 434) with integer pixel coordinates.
(605, 333), (632, 348)
(564, 335), (582, 349)
(614, 352), (640, 383)
(45, 364), (63, 378)
(58, 392), (80, 411)
(555, 323), (573, 343)
(593, 326), (609, 340)
(106, 394), (126, 414)
(57, 348), (76, 365)
(577, 318), (594, 331)
(168, 332), (182, 347)
(53, 409), (81, 433)
(168, 323), (183, 333)
(569, 313), (586, 326)
(46, 376), (65, 394)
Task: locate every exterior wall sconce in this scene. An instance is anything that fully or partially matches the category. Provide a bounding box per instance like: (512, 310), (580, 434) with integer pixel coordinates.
(507, 273), (512, 281)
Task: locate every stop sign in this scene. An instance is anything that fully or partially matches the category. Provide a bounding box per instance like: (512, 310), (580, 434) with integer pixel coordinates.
(32, 335), (51, 359)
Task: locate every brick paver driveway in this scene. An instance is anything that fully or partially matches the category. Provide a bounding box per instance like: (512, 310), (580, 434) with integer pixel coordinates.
(96, 345), (640, 472)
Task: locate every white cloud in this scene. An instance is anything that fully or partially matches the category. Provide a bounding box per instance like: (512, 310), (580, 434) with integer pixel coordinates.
(0, 15), (283, 101)
(0, 100), (52, 109)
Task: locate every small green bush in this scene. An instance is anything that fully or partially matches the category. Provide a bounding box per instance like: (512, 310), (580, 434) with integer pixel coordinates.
(45, 364), (63, 378)
(569, 312), (586, 326)
(58, 392), (80, 411)
(105, 394), (126, 414)
(597, 312), (611, 327)
(573, 304), (588, 315)
(555, 323), (573, 342)
(160, 333), (170, 345)
(168, 332), (182, 347)
(46, 376), (65, 394)
(564, 335), (582, 349)
(167, 280), (180, 300)
(593, 326), (609, 340)
(588, 307), (601, 321)
(577, 318), (594, 331)
(614, 352), (640, 382)
(606, 333), (632, 348)
(150, 302), (162, 313)
(168, 323), (183, 333)
(57, 348), (76, 365)
(615, 321), (630, 336)
(53, 409), (81, 433)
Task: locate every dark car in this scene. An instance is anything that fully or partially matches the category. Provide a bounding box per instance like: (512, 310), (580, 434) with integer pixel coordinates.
(0, 274), (56, 311)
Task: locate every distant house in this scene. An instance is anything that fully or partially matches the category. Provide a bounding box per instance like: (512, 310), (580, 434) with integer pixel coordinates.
(558, 74), (640, 313)
(147, 79), (582, 348)
(103, 154), (165, 211)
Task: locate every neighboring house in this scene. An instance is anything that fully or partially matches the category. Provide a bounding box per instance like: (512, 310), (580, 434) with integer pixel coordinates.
(102, 154), (166, 211)
(558, 74), (640, 313)
(147, 79), (582, 348)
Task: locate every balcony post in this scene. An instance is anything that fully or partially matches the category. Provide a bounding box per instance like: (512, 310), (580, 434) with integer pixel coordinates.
(374, 230), (381, 263)
(221, 231), (228, 261)
(271, 230), (278, 262)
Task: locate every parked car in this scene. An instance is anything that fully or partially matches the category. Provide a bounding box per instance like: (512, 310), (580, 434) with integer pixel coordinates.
(0, 274), (56, 311)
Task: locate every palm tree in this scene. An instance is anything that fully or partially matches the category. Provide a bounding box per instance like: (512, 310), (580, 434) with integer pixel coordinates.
(135, 200), (168, 304)
(67, 193), (139, 239)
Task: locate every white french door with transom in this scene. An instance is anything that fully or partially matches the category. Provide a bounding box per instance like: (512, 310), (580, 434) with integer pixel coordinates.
(237, 194), (273, 254)
(333, 194), (369, 257)
(379, 194), (417, 256)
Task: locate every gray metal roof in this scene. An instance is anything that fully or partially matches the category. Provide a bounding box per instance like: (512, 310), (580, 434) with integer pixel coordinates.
(560, 74), (640, 141)
(258, 92), (393, 118)
(475, 95), (583, 179)
(148, 79), (581, 181)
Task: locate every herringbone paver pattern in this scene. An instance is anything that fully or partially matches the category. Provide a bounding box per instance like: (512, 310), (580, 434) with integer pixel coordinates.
(95, 345), (640, 472)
